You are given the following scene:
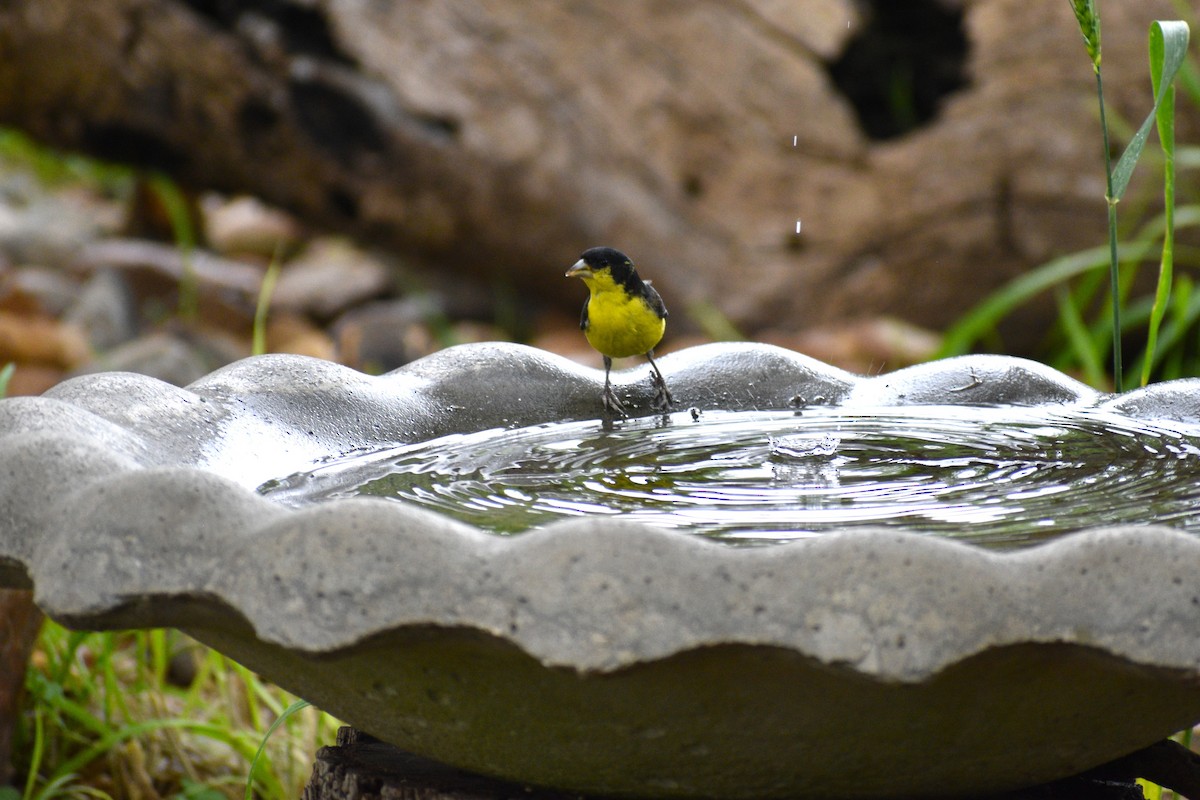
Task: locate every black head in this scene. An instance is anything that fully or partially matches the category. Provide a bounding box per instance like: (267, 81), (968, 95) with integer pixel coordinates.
(580, 246), (639, 286)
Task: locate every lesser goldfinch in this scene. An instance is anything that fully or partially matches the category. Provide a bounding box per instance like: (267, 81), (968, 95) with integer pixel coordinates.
(565, 246), (674, 416)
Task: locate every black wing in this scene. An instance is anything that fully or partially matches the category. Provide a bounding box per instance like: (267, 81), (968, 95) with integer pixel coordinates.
(643, 281), (668, 319)
(579, 299), (590, 331)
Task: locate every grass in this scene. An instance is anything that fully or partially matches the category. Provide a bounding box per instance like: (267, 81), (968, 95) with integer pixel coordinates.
(0, 130), (132, 196)
(11, 623), (341, 799)
(251, 246), (284, 358)
(940, 8), (1193, 390)
(147, 174), (201, 324)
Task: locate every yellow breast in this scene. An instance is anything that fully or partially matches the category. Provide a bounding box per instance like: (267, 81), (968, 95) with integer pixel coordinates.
(582, 273), (666, 359)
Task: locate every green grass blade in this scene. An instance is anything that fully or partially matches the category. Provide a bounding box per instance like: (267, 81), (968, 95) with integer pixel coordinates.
(1054, 287), (1107, 386)
(1140, 779), (1164, 800)
(1104, 186), (1123, 391)
(252, 245), (284, 356)
(1110, 21), (1190, 200)
(1141, 22), (1184, 386)
(935, 199), (1200, 370)
(21, 622), (339, 798)
(44, 717), (252, 794)
(244, 700), (310, 800)
(686, 299), (744, 341)
(0, 362), (14, 398)
(147, 174), (199, 322)
(935, 243), (1151, 358)
(1133, 277), (1200, 380)
(22, 708), (46, 800)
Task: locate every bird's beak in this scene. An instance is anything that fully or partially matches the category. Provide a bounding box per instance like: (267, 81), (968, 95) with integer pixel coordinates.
(565, 258), (592, 278)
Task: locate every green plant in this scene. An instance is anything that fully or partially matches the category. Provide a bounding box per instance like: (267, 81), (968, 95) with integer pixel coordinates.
(146, 175), (201, 323)
(244, 700), (310, 800)
(0, 129), (133, 195)
(14, 622), (340, 799)
(940, 10), (1192, 390)
(252, 246), (284, 357)
(0, 363), (15, 398)
(1070, 2), (1188, 390)
(685, 299), (744, 342)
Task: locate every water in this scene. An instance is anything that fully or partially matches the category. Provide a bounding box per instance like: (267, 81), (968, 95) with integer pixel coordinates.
(257, 405), (1200, 549)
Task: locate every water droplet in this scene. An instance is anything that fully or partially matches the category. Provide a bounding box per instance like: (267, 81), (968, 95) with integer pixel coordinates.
(769, 433), (840, 459)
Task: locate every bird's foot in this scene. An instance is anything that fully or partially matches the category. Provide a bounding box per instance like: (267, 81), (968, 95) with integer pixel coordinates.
(602, 384), (627, 418)
(651, 375), (675, 414)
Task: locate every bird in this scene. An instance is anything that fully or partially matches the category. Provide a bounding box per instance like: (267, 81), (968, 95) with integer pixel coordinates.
(565, 246), (674, 417)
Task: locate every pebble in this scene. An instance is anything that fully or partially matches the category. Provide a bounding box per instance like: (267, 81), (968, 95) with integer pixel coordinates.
(2, 363), (65, 397)
(271, 238), (392, 320)
(0, 310), (89, 368)
(74, 239), (264, 297)
(72, 332), (213, 387)
(0, 182), (121, 270)
(333, 296), (444, 372)
(265, 312), (338, 361)
(202, 194), (302, 259)
(70, 319), (272, 387)
(63, 270), (139, 351)
(1, 266), (81, 316)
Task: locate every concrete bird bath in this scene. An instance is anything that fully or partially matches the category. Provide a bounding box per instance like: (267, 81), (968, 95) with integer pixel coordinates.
(2, 342), (1199, 798)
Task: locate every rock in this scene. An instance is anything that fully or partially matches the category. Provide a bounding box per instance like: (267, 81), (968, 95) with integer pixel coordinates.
(1, 265), (81, 317)
(202, 194), (302, 259)
(768, 318), (942, 375)
(63, 270), (139, 351)
(72, 239), (270, 340)
(166, 642), (201, 689)
(0, 166), (122, 270)
(332, 296), (444, 372)
(265, 312), (338, 361)
(1, 363), (65, 396)
(0, 310), (89, 368)
(175, 323), (254, 369)
(271, 238), (392, 320)
(73, 332), (211, 386)
(74, 239), (265, 298)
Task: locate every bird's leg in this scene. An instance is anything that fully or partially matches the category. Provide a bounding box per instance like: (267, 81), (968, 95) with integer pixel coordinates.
(601, 356), (627, 417)
(646, 350), (674, 412)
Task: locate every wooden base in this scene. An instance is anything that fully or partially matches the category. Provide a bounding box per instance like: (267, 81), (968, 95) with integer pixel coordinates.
(303, 728), (1200, 800)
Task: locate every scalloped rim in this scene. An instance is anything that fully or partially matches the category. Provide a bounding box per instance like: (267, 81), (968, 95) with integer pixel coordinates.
(1, 342), (1199, 680)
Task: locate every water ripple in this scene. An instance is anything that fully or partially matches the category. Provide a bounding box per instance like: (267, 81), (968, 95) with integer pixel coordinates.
(258, 406), (1200, 549)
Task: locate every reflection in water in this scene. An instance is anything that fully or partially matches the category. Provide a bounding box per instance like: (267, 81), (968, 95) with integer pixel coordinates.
(258, 406), (1200, 549)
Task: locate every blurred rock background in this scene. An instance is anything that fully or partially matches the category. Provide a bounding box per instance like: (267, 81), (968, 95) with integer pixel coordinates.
(0, 0), (1194, 397)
